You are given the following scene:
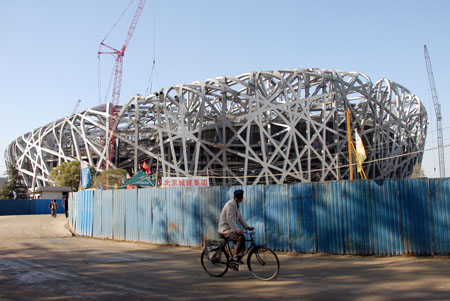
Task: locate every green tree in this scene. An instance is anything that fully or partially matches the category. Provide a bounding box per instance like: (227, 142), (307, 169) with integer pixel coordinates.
(0, 161), (29, 199)
(410, 163), (426, 178)
(49, 161), (81, 191)
(92, 168), (128, 189)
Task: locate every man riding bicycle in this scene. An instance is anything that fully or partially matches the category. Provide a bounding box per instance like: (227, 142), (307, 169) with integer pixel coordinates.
(218, 189), (254, 263)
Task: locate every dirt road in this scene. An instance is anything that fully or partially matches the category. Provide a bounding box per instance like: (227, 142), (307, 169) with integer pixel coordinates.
(0, 215), (449, 300)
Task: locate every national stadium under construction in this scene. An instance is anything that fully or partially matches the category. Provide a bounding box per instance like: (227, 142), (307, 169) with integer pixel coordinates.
(5, 69), (427, 189)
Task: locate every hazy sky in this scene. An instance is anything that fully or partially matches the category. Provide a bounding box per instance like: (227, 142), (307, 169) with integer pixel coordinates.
(1, 0), (449, 177)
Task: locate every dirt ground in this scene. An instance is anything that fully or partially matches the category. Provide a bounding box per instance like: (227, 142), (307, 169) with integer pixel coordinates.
(0, 215), (449, 300)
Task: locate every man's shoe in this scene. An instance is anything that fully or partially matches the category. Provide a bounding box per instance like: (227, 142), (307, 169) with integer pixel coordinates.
(232, 256), (244, 264)
(230, 262), (239, 271)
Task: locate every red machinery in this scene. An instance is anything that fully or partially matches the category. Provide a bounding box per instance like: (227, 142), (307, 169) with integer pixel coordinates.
(98, 0), (146, 169)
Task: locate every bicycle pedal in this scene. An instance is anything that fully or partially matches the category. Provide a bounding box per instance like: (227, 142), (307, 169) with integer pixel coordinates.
(230, 262), (239, 271)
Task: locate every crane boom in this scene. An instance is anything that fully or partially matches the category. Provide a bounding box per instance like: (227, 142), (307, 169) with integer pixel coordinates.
(424, 45), (445, 177)
(72, 99), (81, 115)
(98, 0), (146, 169)
(99, 0), (146, 106)
(122, 0), (146, 58)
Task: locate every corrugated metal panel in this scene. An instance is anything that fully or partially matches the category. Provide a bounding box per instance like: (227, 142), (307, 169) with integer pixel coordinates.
(429, 178), (450, 255)
(68, 178), (449, 255)
(241, 184), (265, 246)
(166, 187), (183, 245)
(29, 198), (36, 214)
(21, 199), (31, 214)
(314, 182), (341, 254)
(34, 199), (46, 214)
(370, 180), (402, 255)
(75, 191), (83, 234)
(314, 181), (347, 254)
(113, 189), (127, 240)
(72, 193), (77, 227)
(78, 193), (85, 236)
(83, 192), (89, 236)
(82, 192), (88, 236)
(0, 201), (7, 215)
(183, 187), (201, 246)
(87, 191), (94, 236)
(83, 191), (93, 236)
(125, 189), (139, 241)
(34, 199), (64, 214)
(0, 199), (27, 215)
(151, 188), (167, 244)
(56, 199), (65, 214)
(101, 190), (113, 239)
(399, 179), (432, 255)
(76, 191), (93, 236)
(0, 199), (14, 215)
(68, 193), (73, 228)
(264, 184), (290, 252)
(93, 190), (102, 237)
(71, 192), (78, 231)
(137, 189), (153, 242)
(200, 185), (222, 244)
(314, 182), (328, 253)
(289, 183), (315, 253)
(340, 180), (371, 255)
(329, 181), (344, 254)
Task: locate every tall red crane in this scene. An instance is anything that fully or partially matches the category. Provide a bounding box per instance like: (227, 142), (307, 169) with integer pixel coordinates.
(98, 0), (146, 169)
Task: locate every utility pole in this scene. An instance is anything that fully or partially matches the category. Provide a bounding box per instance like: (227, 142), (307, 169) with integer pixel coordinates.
(345, 110), (353, 180)
(424, 45), (445, 177)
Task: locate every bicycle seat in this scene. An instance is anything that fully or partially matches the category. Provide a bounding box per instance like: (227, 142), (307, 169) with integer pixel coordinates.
(219, 234), (233, 243)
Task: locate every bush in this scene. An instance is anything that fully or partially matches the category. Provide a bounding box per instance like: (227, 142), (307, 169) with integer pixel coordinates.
(0, 161), (28, 199)
(92, 168), (128, 189)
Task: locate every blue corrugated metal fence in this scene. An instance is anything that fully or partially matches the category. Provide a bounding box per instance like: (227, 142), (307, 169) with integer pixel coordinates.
(68, 178), (450, 255)
(0, 199), (65, 215)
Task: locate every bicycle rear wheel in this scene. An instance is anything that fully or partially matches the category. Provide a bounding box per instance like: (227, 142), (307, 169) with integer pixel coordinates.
(247, 246), (279, 280)
(201, 248), (229, 277)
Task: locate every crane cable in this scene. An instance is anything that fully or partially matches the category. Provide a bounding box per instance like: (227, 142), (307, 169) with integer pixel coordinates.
(98, 0), (135, 104)
(146, 0), (160, 96)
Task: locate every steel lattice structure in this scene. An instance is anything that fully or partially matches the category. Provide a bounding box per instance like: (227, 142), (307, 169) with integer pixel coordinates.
(5, 69), (427, 189)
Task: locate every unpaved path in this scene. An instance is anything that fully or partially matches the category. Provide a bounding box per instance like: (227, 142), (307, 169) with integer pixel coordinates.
(0, 215), (449, 300)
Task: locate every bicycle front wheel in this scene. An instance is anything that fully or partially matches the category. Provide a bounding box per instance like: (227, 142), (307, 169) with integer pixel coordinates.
(247, 246), (279, 280)
(201, 248), (229, 277)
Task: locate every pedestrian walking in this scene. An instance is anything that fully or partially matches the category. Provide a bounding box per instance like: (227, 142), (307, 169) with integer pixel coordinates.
(49, 199), (58, 218)
(63, 196), (68, 218)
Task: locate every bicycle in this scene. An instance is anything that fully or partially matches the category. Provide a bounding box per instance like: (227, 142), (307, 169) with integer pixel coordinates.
(201, 231), (280, 281)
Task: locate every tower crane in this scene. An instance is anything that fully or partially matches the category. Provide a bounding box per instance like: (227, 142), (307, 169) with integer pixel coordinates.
(424, 45), (445, 177)
(72, 99), (81, 115)
(98, 0), (146, 169)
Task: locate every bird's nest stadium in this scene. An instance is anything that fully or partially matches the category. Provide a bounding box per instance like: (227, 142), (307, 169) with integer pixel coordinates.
(5, 69), (427, 189)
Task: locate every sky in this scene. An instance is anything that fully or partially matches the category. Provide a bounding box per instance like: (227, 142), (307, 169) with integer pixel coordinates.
(1, 0), (449, 178)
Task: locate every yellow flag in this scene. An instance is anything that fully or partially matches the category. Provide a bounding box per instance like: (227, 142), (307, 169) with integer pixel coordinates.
(354, 129), (367, 173)
(114, 183), (118, 190)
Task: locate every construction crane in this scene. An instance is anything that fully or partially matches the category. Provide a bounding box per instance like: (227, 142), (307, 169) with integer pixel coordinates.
(98, 0), (146, 169)
(424, 45), (445, 177)
(72, 99), (81, 115)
